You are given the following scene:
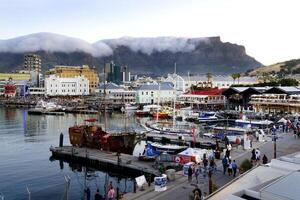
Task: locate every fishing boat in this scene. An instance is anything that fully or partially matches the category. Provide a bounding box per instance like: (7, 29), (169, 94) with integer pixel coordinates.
(69, 118), (136, 155)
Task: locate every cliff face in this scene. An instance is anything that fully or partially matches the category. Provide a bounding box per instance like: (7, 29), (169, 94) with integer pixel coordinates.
(0, 34), (261, 75)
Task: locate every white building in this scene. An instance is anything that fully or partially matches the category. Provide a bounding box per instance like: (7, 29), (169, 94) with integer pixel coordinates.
(97, 82), (136, 104)
(175, 75), (258, 91)
(164, 74), (186, 92)
(136, 83), (175, 104)
(45, 75), (89, 96)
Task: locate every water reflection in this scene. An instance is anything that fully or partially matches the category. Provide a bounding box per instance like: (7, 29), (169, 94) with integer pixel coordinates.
(0, 108), (137, 200)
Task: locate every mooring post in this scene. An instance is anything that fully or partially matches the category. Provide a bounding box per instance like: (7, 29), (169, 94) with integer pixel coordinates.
(59, 132), (64, 147)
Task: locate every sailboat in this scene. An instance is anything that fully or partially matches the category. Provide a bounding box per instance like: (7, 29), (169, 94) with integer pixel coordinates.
(68, 65), (137, 155)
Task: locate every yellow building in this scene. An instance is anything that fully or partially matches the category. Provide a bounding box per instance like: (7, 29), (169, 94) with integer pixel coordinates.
(0, 72), (31, 81)
(46, 65), (99, 93)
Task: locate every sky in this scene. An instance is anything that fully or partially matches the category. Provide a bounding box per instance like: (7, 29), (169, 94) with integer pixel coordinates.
(0, 0), (299, 65)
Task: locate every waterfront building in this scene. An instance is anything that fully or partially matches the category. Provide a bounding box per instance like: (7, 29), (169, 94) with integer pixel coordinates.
(135, 83), (175, 105)
(250, 87), (300, 113)
(177, 88), (226, 108)
(97, 83), (136, 104)
(208, 152), (300, 200)
(45, 75), (89, 96)
(104, 61), (131, 84)
(46, 65), (99, 93)
(178, 75), (258, 91)
(0, 80), (29, 97)
(98, 82), (125, 94)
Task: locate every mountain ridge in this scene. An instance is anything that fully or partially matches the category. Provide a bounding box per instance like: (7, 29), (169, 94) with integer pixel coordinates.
(0, 32), (262, 75)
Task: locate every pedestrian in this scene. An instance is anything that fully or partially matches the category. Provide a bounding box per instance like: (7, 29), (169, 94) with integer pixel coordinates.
(107, 186), (115, 200)
(94, 189), (102, 200)
(255, 148), (261, 164)
(195, 167), (200, 184)
(192, 188), (202, 200)
(188, 165), (193, 183)
(203, 157), (208, 170)
(251, 148), (256, 164)
(209, 158), (216, 172)
(225, 148), (230, 159)
(232, 160), (237, 177)
(85, 187), (91, 200)
(222, 156), (228, 175)
(262, 154), (268, 164)
(228, 160), (232, 176)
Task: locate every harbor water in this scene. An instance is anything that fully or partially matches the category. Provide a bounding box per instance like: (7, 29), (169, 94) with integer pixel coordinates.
(0, 108), (140, 200)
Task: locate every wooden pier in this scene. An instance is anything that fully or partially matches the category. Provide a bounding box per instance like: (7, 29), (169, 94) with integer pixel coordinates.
(50, 146), (160, 176)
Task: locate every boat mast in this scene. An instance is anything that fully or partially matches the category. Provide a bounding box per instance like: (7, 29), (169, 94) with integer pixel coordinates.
(157, 82), (160, 121)
(103, 64), (107, 132)
(173, 62), (177, 125)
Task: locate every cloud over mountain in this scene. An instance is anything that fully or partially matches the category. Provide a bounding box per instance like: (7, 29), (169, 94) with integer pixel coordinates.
(100, 37), (209, 55)
(0, 32), (113, 57)
(0, 33), (212, 57)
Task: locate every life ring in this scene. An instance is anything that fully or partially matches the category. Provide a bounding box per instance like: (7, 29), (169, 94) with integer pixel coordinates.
(175, 156), (181, 163)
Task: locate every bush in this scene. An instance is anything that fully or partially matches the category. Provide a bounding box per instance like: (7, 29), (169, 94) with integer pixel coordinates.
(239, 159), (253, 173)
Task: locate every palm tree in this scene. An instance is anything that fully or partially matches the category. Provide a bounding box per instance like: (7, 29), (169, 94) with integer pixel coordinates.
(231, 73), (237, 84)
(236, 73), (241, 84)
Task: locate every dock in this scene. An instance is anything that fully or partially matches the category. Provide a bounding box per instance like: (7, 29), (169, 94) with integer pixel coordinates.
(50, 146), (160, 176)
(28, 110), (65, 115)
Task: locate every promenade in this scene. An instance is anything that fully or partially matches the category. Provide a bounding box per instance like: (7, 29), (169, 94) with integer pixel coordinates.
(124, 131), (300, 200)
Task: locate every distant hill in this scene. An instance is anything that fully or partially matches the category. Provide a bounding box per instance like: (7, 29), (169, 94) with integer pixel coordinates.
(0, 32), (262, 75)
(247, 58), (300, 76)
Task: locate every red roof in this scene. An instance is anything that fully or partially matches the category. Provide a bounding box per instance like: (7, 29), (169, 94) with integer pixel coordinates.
(186, 88), (225, 96)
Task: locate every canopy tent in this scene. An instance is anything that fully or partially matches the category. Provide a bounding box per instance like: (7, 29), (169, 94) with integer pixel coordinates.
(176, 148), (208, 164)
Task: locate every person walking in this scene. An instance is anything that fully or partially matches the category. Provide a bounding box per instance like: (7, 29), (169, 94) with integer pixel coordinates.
(262, 154), (268, 164)
(188, 165), (193, 183)
(209, 158), (216, 172)
(232, 160), (238, 177)
(222, 156), (228, 175)
(195, 167), (200, 184)
(203, 157), (208, 170)
(227, 160), (232, 176)
(251, 148), (256, 164)
(85, 187), (91, 200)
(255, 148), (261, 164)
(107, 186), (115, 200)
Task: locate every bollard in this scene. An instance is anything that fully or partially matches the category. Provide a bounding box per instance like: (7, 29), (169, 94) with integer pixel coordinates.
(134, 181), (137, 193)
(59, 133), (64, 147)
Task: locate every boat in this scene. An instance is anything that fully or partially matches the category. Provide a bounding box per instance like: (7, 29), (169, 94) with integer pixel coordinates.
(144, 120), (197, 135)
(69, 118), (136, 155)
(235, 119), (274, 129)
(135, 105), (161, 117)
(28, 100), (63, 114)
(123, 104), (138, 111)
(198, 111), (218, 122)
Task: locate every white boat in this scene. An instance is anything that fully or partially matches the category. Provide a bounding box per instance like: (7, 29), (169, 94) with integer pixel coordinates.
(198, 111), (218, 122)
(28, 100), (63, 114)
(135, 104), (161, 116)
(235, 119), (274, 129)
(121, 104), (138, 112)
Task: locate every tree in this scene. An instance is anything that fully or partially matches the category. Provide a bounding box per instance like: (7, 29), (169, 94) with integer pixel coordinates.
(231, 73), (237, 84)
(236, 73), (241, 84)
(278, 78), (299, 86)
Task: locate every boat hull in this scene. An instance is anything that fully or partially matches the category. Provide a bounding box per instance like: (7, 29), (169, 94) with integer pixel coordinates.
(69, 125), (136, 155)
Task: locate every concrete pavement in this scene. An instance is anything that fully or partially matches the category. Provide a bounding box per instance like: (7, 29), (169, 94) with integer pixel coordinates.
(124, 131), (300, 200)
